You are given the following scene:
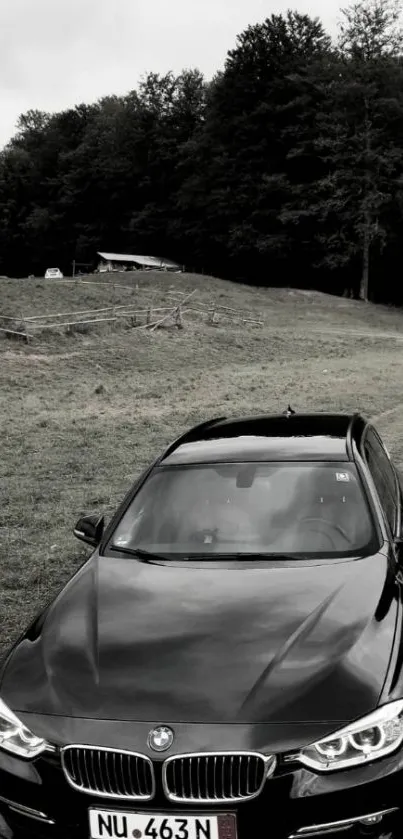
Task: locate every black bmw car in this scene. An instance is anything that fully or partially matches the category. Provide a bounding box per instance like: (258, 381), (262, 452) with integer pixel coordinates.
(1, 412), (403, 839)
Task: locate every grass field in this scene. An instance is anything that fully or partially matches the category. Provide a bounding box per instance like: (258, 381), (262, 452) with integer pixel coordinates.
(2, 271), (403, 661)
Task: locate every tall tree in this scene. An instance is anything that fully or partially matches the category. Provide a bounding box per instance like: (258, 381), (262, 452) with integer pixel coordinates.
(178, 13), (332, 281)
(338, 0), (403, 300)
(280, 2), (403, 300)
(126, 70), (207, 259)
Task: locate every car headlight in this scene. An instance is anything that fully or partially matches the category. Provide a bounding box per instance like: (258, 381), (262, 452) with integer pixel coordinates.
(0, 698), (52, 759)
(298, 700), (403, 772)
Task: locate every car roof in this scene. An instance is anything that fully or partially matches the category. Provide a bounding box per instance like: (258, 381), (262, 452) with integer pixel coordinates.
(162, 413), (366, 466)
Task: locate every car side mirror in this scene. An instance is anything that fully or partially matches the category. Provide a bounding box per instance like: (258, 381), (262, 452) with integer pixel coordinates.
(394, 535), (403, 561)
(74, 514), (104, 547)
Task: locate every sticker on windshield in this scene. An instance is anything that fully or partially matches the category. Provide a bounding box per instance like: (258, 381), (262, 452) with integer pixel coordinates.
(336, 472), (350, 482)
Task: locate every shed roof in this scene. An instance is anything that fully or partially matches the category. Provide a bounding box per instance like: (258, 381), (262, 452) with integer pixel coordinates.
(97, 252), (180, 269)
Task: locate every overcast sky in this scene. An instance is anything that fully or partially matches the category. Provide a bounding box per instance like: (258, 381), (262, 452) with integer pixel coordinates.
(0, 0), (340, 149)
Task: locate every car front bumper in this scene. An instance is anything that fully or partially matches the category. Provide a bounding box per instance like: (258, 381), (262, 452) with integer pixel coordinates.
(1, 748), (403, 839)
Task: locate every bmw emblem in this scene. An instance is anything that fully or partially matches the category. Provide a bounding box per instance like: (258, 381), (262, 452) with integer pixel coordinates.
(148, 726), (174, 753)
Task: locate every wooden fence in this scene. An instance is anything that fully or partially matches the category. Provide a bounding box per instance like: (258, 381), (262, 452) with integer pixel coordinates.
(0, 289), (263, 342)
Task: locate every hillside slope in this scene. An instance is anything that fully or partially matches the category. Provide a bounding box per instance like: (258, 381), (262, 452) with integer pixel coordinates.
(1, 271), (403, 658)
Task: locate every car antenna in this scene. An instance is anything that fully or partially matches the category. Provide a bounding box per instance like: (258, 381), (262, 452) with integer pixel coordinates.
(284, 405), (296, 417)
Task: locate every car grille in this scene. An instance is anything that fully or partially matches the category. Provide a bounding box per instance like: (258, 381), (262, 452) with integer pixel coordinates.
(61, 746), (155, 800)
(163, 752), (270, 803)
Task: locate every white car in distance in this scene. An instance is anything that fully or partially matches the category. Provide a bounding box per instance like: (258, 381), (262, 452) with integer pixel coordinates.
(44, 268), (64, 279)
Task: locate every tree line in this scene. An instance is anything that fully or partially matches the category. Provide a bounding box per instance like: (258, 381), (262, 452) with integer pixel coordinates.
(1, 0), (403, 303)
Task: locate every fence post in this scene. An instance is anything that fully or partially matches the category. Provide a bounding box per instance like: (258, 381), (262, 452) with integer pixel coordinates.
(176, 306), (183, 329)
(21, 312), (30, 343)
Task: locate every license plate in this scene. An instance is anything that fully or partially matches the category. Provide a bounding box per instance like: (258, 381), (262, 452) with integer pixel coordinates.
(89, 809), (237, 839)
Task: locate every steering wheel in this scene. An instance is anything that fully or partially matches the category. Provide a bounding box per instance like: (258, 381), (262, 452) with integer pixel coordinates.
(297, 517), (351, 548)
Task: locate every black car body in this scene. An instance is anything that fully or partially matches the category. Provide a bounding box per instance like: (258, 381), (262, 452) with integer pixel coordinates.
(1, 413), (403, 839)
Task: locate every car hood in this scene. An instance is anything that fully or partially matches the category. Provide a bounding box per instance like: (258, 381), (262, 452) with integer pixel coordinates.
(1, 552), (397, 725)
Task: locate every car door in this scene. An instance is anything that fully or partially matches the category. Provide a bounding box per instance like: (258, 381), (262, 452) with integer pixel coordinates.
(363, 426), (401, 539)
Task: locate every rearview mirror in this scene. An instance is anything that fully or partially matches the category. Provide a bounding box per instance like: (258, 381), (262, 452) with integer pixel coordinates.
(74, 515), (104, 547)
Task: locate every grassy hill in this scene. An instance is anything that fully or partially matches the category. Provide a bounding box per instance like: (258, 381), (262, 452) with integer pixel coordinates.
(1, 270), (403, 658)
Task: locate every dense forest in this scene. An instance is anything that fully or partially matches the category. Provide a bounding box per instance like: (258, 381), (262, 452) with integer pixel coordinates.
(1, 0), (403, 302)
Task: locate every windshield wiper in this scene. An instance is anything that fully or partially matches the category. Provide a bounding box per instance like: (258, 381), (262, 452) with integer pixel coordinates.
(170, 552), (312, 561)
(110, 546), (312, 561)
(225, 552), (311, 560)
(109, 545), (172, 560)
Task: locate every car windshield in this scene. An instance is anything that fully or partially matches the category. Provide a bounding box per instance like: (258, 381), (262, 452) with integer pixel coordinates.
(110, 462), (378, 559)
